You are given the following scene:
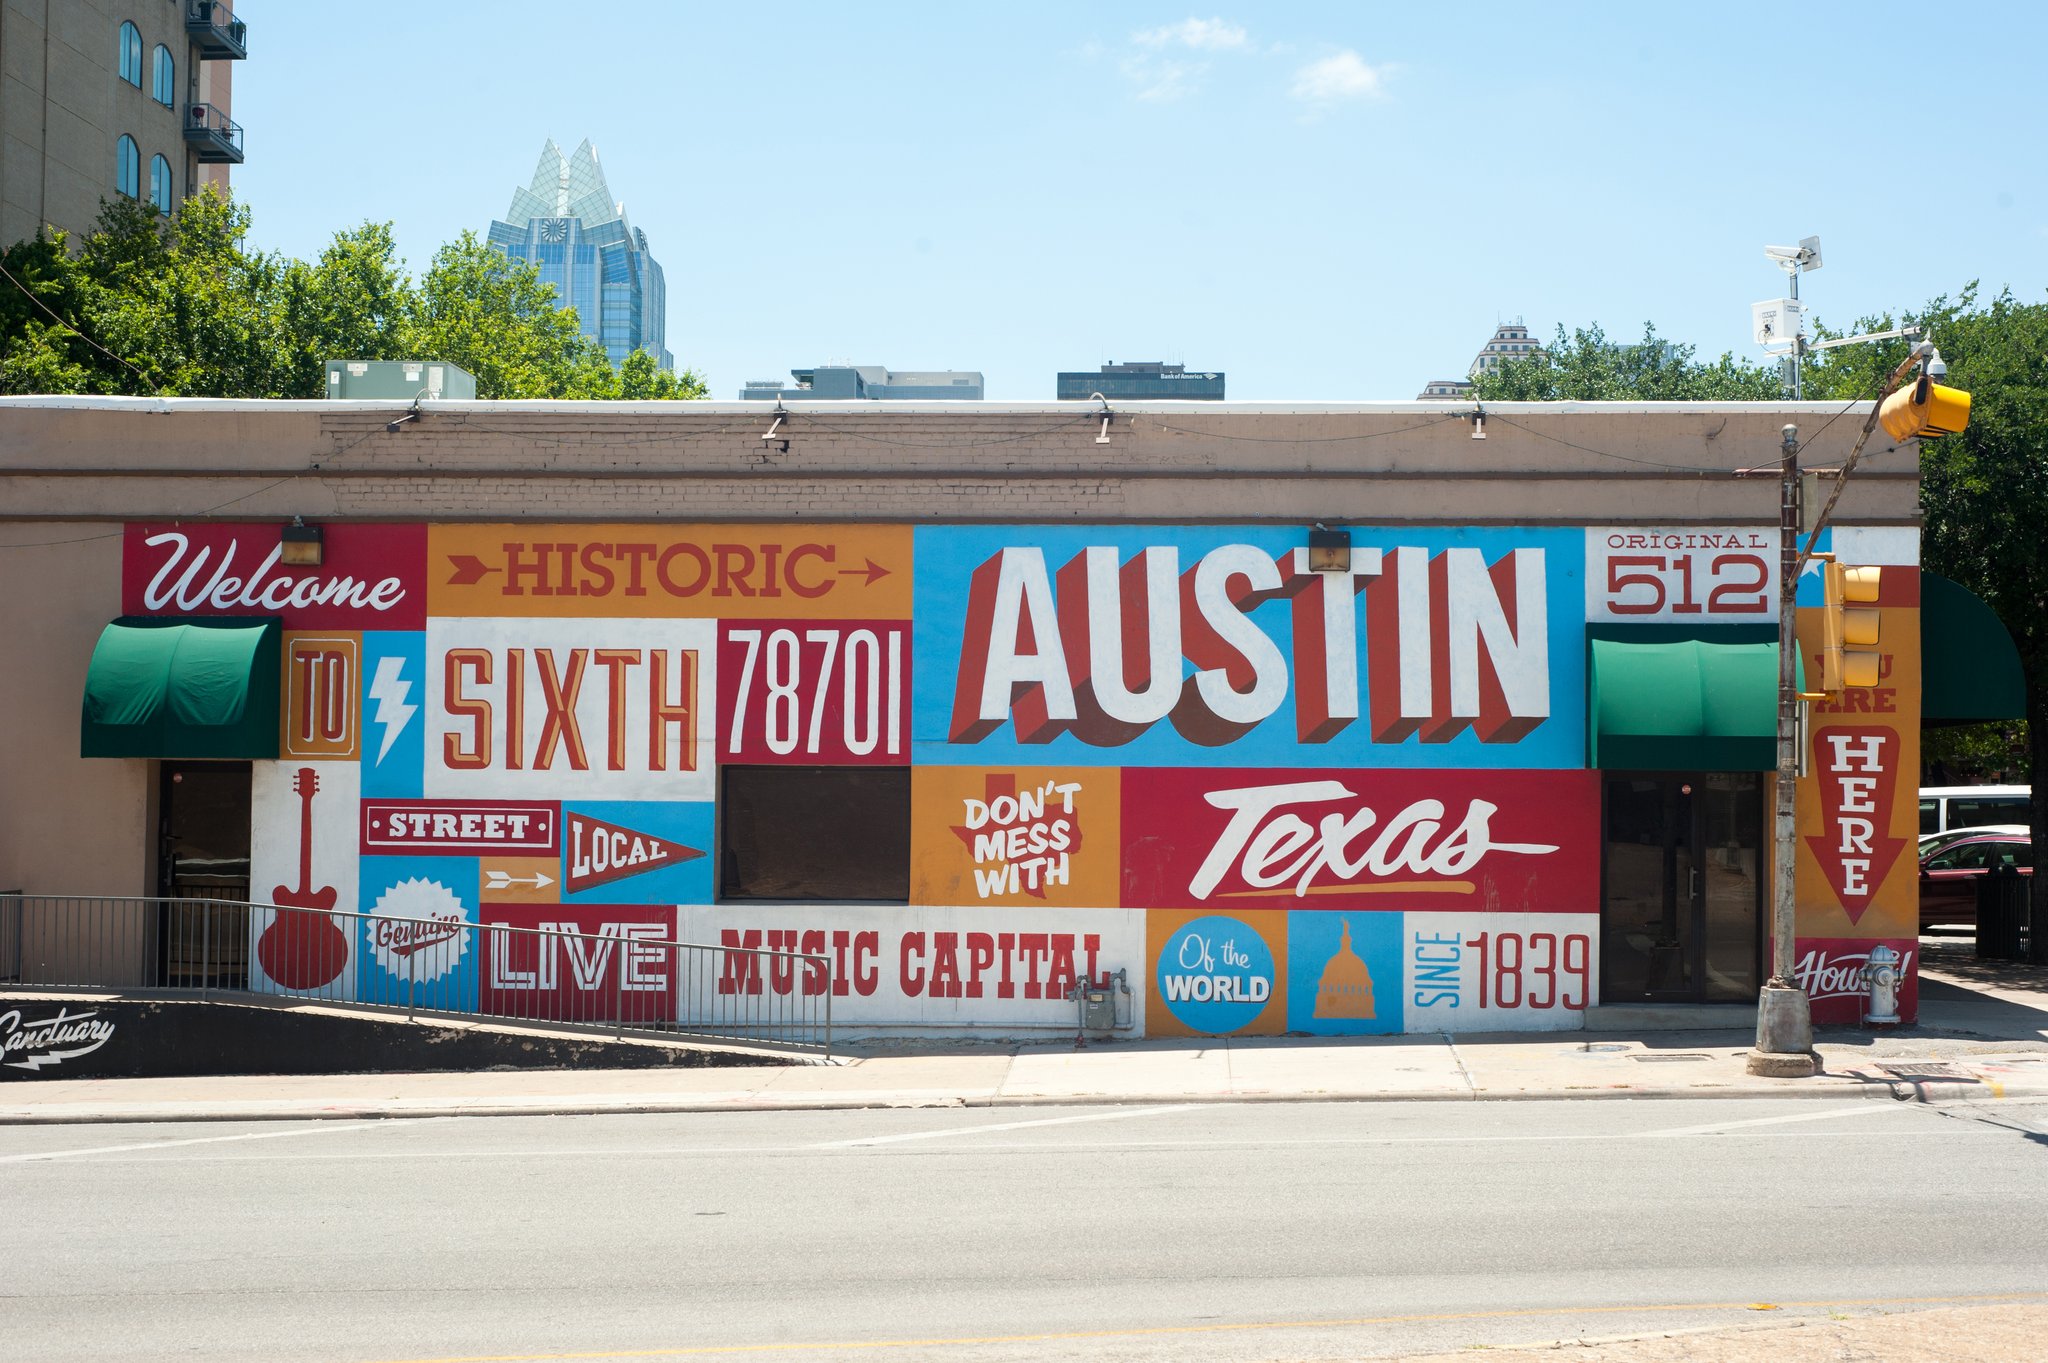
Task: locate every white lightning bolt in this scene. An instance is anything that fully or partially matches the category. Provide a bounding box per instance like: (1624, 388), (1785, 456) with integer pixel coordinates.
(368, 655), (417, 764)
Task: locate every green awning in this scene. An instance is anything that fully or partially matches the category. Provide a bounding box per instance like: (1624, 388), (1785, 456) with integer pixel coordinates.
(1588, 626), (1796, 772)
(81, 617), (281, 758)
(1922, 572), (2024, 726)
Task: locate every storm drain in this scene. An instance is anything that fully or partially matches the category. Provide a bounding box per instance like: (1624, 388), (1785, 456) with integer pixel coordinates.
(1629, 1053), (1712, 1063)
(1877, 1062), (1976, 1081)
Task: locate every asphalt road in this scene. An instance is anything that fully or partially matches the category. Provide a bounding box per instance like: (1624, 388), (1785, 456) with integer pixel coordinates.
(5, 1097), (2048, 1363)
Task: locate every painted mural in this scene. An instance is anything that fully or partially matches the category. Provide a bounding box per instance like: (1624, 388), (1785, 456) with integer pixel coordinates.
(117, 517), (1923, 1035)
(1791, 527), (1923, 1024)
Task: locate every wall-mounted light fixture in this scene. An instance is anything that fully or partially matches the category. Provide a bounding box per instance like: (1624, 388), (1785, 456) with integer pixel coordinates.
(761, 403), (790, 452)
(280, 517), (323, 567)
(1471, 405), (1487, 440)
(1307, 525), (1352, 573)
(385, 390), (426, 434)
(1092, 392), (1114, 445)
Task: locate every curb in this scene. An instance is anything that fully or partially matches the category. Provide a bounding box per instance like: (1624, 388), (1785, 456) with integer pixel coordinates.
(5, 1074), (2039, 1125)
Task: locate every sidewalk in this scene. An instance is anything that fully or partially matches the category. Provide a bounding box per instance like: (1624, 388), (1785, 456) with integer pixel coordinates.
(6, 937), (2047, 1125)
(1386, 1300), (2048, 1363)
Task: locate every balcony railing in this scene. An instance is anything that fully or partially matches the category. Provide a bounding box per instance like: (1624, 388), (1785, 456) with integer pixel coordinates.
(184, 102), (243, 164)
(185, 0), (247, 60)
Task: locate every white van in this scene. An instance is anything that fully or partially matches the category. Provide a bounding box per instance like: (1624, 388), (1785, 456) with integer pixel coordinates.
(1919, 785), (2032, 835)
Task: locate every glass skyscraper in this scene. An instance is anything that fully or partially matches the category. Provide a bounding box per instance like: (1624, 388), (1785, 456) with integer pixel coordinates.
(487, 139), (673, 371)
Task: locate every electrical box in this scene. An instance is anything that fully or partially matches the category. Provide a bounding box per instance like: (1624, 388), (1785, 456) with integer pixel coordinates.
(1751, 298), (1803, 348)
(323, 359), (477, 401)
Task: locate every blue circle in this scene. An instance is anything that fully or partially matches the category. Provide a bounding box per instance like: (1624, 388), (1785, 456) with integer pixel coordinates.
(1157, 915), (1275, 1034)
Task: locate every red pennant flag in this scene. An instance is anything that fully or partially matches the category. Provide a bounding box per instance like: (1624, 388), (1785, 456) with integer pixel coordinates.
(564, 811), (703, 895)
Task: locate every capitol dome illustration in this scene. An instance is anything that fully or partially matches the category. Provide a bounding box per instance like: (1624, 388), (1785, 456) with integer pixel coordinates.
(1312, 918), (1376, 1020)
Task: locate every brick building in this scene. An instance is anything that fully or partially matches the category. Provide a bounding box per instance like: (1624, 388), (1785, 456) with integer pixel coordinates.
(0, 397), (2006, 1038)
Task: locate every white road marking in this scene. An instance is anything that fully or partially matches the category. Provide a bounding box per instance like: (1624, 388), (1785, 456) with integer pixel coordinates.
(811, 1104), (1202, 1148)
(0, 1122), (378, 1164)
(4, 1110), (2004, 1166)
(1635, 1103), (1924, 1139)
(1, 1126), (1991, 1165)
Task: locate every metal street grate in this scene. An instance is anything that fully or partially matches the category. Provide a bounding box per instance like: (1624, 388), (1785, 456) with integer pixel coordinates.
(1877, 1062), (1975, 1081)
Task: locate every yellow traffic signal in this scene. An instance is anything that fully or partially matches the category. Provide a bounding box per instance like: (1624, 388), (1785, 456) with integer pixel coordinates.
(1821, 562), (1883, 693)
(1879, 375), (1971, 441)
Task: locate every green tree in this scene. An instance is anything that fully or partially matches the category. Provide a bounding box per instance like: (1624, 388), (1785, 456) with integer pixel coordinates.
(1808, 287), (2048, 827)
(276, 221), (417, 397)
(1923, 722), (2028, 784)
(0, 191), (706, 400)
(1470, 322), (1786, 401)
(0, 227), (104, 393)
(95, 192), (293, 398)
(619, 346), (707, 399)
(409, 230), (613, 398)
(0, 206), (163, 395)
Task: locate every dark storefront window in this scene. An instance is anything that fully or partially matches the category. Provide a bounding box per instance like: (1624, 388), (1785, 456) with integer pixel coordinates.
(719, 766), (910, 902)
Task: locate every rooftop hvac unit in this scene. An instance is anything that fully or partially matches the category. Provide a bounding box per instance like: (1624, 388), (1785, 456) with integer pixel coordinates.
(322, 360), (478, 401)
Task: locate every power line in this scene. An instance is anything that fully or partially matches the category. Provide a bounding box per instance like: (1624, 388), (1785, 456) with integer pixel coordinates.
(1484, 411), (1902, 475)
(0, 259), (155, 388)
(0, 421), (394, 551)
(1142, 414), (1464, 444)
(785, 410), (1100, 448)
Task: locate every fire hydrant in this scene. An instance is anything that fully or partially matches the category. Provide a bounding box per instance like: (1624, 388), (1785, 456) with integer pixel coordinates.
(1860, 943), (1903, 1026)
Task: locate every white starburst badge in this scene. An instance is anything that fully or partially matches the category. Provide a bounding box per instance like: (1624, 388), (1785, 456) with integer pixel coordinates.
(368, 877), (469, 983)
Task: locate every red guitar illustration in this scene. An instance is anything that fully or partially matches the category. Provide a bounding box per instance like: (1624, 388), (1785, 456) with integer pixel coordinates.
(258, 767), (350, 989)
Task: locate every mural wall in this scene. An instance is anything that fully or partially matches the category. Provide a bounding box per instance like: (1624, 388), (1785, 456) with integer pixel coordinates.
(1791, 527), (1924, 1025)
(119, 518), (1920, 1034)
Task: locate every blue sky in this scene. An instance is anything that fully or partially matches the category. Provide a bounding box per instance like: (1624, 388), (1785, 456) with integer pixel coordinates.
(234, 3), (2045, 401)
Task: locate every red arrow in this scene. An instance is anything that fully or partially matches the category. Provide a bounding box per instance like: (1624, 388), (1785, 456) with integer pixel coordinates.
(836, 557), (889, 587)
(446, 554), (500, 586)
(1806, 725), (1909, 926)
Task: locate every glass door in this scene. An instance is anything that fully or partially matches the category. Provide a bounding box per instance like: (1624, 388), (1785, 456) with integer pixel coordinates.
(1695, 773), (1763, 1001)
(155, 761), (252, 988)
(1602, 773), (1761, 1003)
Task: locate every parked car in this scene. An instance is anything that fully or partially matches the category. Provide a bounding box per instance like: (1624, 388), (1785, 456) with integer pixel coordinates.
(1920, 785), (2031, 836)
(1919, 824), (2029, 857)
(1919, 832), (2032, 929)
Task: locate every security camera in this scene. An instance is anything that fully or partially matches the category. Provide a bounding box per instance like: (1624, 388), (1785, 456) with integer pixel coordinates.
(1764, 236), (1822, 271)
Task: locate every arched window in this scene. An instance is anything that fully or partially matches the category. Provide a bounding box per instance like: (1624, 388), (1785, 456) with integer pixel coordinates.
(150, 154), (173, 214)
(117, 21), (142, 86)
(116, 135), (139, 198)
(151, 44), (175, 106)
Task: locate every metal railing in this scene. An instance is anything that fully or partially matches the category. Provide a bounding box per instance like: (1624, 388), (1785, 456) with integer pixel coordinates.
(185, 1), (248, 60)
(0, 895), (831, 1058)
(183, 103), (245, 162)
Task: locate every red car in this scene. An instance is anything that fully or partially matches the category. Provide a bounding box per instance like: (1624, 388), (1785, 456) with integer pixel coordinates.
(1919, 833), (2032, 929)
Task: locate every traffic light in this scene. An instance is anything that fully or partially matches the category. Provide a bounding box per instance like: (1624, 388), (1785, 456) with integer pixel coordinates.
(1879, 372), (1971, 441)
(1821, 561), (1883, 693)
